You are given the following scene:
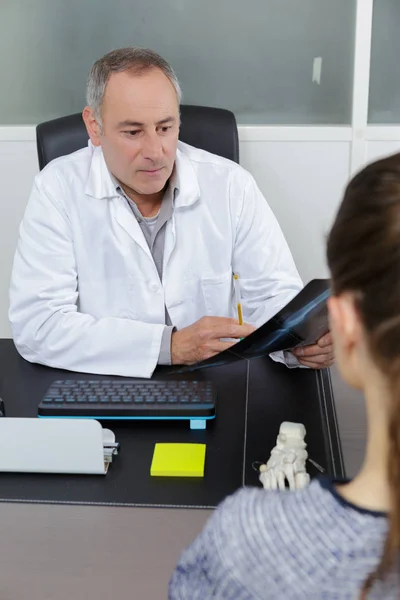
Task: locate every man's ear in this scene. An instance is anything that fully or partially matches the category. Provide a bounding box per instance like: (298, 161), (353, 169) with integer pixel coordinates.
(328, 293), (360, 350)
(82, 106), (102, 147)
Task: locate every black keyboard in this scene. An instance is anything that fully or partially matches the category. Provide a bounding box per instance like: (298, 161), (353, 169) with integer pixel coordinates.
(38, 379), (216, 420)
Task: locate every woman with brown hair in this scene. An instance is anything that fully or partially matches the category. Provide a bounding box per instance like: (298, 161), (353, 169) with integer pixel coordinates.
(169, 153), (400, 599)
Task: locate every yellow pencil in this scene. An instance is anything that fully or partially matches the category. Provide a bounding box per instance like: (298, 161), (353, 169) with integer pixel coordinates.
(233, 274), (243, 326)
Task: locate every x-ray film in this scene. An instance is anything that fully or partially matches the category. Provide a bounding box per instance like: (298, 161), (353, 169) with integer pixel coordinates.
(175, 279), (330, 373)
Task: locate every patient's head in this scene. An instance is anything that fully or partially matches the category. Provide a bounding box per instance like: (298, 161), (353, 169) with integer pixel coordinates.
(327, 152), (400, 395)
(327, 152), (400, 591)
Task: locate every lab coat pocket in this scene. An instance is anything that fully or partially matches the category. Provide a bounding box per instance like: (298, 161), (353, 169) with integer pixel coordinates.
(201, 271), (233, 318)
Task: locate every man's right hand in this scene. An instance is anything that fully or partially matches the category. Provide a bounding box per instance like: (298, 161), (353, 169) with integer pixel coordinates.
(171, 316), (255, 365)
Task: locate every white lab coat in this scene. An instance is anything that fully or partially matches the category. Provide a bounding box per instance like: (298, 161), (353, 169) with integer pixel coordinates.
(9, 141), (302, 378)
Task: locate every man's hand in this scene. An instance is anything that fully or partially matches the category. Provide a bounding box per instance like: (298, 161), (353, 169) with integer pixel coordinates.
(291, 332), (334, 369)
(171, 316), (255, 365)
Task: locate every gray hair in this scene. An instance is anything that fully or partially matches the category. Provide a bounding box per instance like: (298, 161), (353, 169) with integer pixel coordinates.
(86, 47), (182, 125)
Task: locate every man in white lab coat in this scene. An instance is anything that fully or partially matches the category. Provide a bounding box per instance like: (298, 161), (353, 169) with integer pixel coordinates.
(9, 47), (333, 378)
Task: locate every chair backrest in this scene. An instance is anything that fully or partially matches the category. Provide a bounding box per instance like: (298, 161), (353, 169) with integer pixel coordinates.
(36, 105), (239, 170)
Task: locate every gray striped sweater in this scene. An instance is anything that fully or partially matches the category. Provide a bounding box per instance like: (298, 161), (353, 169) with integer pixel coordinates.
(169, 478), (399, 599)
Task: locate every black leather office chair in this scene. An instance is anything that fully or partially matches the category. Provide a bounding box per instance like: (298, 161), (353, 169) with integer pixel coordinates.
(36, 105), (239, 170)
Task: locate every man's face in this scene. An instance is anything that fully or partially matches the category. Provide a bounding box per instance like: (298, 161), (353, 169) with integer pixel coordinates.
(88, 68), (180, 197)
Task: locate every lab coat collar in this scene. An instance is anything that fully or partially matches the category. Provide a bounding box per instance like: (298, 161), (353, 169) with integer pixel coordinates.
(85, 142), (118, 200)
(173, 142), (200, 209)
(85, 141), (200, 208)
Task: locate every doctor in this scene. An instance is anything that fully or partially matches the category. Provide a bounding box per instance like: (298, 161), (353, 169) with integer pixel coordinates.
(9, 47), (333, 378)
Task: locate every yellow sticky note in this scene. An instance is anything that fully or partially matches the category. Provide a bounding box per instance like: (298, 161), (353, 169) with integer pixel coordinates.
(150, 443), (206, 477)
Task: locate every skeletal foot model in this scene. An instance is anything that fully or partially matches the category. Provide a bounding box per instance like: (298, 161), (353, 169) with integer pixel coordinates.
(259, 422), (310, 491)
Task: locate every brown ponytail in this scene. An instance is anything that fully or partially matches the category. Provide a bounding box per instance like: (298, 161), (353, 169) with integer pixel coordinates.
(361, 339), (400, 597)
(327, 153), (400, 596)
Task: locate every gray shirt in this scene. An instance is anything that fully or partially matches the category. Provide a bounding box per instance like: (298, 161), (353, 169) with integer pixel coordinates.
(113, 174), (177, 365)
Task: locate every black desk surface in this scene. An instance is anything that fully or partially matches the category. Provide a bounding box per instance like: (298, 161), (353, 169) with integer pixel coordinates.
(0, 340), (344, 508)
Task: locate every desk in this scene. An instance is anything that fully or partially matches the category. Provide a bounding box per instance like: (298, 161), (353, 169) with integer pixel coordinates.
(0, 342), (365, 600)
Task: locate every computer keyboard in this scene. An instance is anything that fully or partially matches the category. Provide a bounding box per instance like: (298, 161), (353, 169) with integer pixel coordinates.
(38, 379), (216, 424)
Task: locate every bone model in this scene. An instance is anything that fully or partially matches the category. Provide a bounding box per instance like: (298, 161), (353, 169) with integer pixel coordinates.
(259, 422), (310, 491)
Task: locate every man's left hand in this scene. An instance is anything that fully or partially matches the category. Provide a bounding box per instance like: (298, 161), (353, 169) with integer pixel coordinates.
(291, 332), (334, 369)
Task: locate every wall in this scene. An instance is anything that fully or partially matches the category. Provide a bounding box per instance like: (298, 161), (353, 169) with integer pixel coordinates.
(0, 134), (38, 337)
